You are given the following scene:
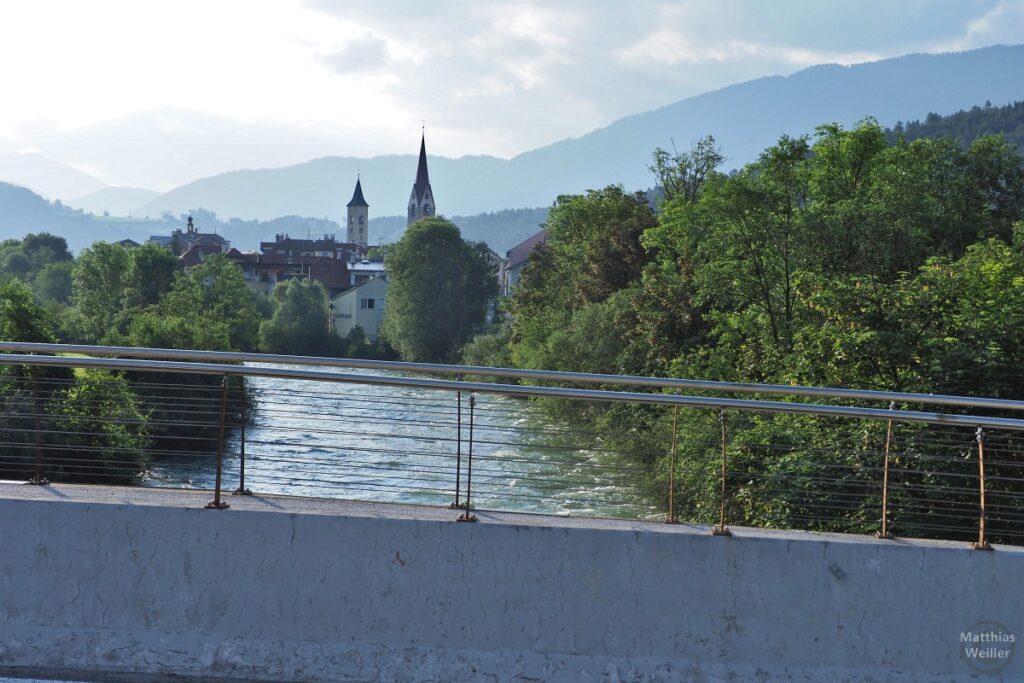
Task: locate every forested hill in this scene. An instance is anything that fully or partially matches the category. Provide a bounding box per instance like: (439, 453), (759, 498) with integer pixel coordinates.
(372, 207), (549, 252)
(138, 45), (1024, 221)
(0, 180), (547, 254)
(0, 181), (175, 252)
(891, 100), (1024, 149)
(0, 182), (93, 243)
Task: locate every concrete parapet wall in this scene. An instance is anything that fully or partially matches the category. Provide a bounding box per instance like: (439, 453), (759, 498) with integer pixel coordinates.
(0, 484), (1021, 682)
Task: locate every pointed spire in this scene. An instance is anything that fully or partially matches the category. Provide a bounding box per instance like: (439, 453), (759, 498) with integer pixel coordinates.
(414, 132), (431, 202)
(347, 177), (368, 208)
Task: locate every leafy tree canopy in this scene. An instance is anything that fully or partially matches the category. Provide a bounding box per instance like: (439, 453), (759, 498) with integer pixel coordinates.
(381, 218), (497, 362)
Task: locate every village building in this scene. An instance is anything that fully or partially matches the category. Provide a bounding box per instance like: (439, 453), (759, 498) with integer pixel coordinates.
(504, 229), (547, 294)
(349, 258), (386, 287)
(331, 276), (387, 342)
(152, 134), (450, 342)
(148, 214), (229, 255)
(259, 233), (363, 262)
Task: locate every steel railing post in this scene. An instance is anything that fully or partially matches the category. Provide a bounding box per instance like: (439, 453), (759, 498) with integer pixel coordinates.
(28, 372), (47, 485)
(973, 427), (992, 550)
(205, 374), (230, 510)
(713, 409), (732, 536)
(233, 377), (252, 496)
(878, 401), (895, 539)
(457, 394), (477, 522)
(450, 375), (463, 509)
(665, 405), (679, 524)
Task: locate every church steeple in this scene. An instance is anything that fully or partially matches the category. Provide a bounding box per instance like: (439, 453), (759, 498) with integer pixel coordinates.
(407, 132), (436, 227)
(348, 177), (368, 208)
(346, 176), (369, 247)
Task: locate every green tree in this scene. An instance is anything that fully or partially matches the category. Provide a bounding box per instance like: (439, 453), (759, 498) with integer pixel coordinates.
(72, 242), (132, 342)
(143, 254), (261, 351)
(22, 233), (72, 263)
(259, 278), (333, 355)
(0, 280), (55, 343)
(124, 310), (230, 350)
(33, 261), (74, 305)
(649, 135), (724, 204)
(381, 218), (497, 362)
(50, 370), (150, 484)
(125, 243), (180, 309)
(509, 186), (657, 370)
(460, 332), (511, 369)
(1, 250), (31, 278)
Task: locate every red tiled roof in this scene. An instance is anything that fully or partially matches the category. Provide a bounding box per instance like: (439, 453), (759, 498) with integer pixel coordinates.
(506, 229), (548, 268)
(308, 257), (350, 292)
(179, 246), (203, 268)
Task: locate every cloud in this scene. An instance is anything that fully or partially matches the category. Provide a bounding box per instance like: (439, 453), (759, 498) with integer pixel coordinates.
(959, 1), (1024, 48)
(321, 34), (392, 75)
(23, 108), (409, 190)
(617, 34), (882, 68)
(2, 0), (1015, 191)
(302, 0), (999, 159)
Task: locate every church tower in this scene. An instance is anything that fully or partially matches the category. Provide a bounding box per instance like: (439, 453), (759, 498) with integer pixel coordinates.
(407, 133), (435, 228)
(347, 176), (369, 247)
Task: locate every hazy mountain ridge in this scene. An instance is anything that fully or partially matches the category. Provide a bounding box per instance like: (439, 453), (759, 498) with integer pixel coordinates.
(140, 154), (510, 225)
(125, 45), (1024, 221)
(0, 181), (150, 251)
(0, 181), (546, 254)
(67, 186), (162, 216)
(5, 91), (1024, 255)
(371, 207), (550, 252)
(0, 152), (107, 200)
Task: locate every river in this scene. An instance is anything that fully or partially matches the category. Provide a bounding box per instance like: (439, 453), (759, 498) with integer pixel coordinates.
(142, 364), (656, 519)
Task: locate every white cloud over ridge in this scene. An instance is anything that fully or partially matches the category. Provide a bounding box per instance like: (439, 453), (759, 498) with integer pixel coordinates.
(0, 0), (1016, 191)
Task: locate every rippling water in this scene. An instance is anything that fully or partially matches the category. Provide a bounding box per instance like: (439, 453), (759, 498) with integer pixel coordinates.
(143, 364), (656, 518)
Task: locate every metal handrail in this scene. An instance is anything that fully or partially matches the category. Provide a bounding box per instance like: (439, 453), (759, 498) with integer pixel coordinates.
(2, 341), (1023, 412)
(3, 352), (1024, 431)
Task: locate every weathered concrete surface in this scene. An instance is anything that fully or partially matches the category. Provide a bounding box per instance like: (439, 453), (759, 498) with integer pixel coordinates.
(0, 483), (1021, 682)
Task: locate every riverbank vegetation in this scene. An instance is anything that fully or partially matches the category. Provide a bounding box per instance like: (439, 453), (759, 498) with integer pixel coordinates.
(465, 119), (1024, 541)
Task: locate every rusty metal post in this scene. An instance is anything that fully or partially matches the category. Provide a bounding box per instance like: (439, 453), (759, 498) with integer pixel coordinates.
(233, 377), (252, 496)
(206, 374), (230, 510)
(450, 375), (463, 509)
(665, 405), (679, 524)
(878, 401), (895, 539)
(973, 426), (992, 550)
(28, 373), (48, 485)
(713, 409), (732, 536)
(457, 394), (477, 522)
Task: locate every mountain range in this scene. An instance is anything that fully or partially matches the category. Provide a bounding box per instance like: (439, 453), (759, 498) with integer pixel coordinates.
(0, 152), (106, 200)
(3, 44), (1024, 252)
(128, 44), (1024, 222)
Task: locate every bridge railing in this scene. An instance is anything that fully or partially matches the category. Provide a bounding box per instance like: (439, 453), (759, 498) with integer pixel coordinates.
(1, 343), (1023, 547)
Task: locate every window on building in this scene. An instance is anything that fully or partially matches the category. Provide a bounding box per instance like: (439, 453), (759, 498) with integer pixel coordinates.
(360, 298), (376, 309)
(359, 215), (364, 225)
(424, 204), (431, 214)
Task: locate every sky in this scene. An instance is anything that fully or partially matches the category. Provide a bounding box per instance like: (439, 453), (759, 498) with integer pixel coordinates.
(0, 0), (1022, 192)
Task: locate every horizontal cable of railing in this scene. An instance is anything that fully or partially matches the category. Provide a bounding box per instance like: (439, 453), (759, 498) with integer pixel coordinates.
(3, 341), (1024, 412)
(2, 353), (1024, 431)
